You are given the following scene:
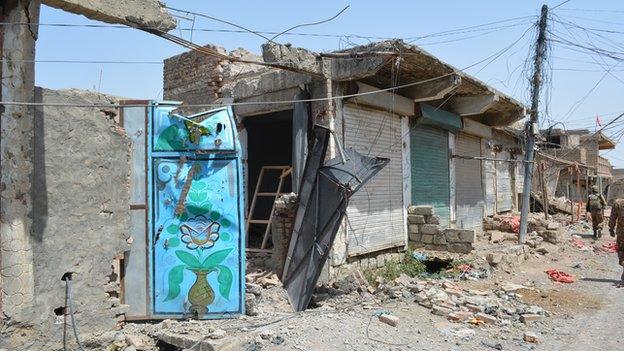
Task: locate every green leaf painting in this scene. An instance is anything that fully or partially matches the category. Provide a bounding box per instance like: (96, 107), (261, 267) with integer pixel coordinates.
(175, 251), (201, 269)
(166, 224), (179, 234)
(201, 248), (233, 269)
(216, 265), (233, 300)
(164, 265), (185, 301)
(156, 125), (187, 150)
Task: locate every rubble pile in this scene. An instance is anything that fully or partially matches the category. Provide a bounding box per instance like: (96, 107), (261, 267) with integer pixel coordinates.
(484, 213), (571, 245)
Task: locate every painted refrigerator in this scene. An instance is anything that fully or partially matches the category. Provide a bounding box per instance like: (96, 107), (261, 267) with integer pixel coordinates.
(148, 103), (245, 318)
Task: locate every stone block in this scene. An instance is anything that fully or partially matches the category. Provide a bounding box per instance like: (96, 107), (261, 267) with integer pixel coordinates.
(425, 244), (448, 251)
(378, 314), (400, 327)
(520, 314), (543, 324)
(474, 312), (497, 324)
(426, 215), (440, 225)
(524, 331), (540, 343)
(444, 230), (460, 243)
(444, 229), (476, 243)
(421, 224), (440, 235)
(408, 215), (426, 224)
(432, 305), (454, 316)
(538, 228), (564, 244)
(433, 234), (447, 245)
(408, 224), (420, 234)
(421, 234), (434, 244)
(409, 233), (422, 243)
(408, 205), (434, 216)
(486, 253), (503, 266)
(448, 311), (474, 322)
(448, 243), (473, 254)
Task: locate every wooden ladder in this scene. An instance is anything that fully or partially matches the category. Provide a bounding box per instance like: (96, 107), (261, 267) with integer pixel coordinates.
(246, 166), (292, 251)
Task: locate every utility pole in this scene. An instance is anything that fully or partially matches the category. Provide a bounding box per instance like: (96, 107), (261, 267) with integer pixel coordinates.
(519, 4), (549, 243)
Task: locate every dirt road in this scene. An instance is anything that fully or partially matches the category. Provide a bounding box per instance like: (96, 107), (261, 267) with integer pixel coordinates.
(242, 233), (624, 351)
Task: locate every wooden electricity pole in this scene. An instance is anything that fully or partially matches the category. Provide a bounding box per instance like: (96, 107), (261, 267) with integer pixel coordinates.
(519, 4), (549, 243)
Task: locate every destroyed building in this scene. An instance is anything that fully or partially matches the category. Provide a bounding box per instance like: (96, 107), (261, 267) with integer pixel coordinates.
(163, 40), (527, 278)
(540, 128), (615, 201)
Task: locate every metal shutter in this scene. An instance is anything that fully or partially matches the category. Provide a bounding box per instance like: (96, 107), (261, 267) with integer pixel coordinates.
(343, 105), (405, 256)
(483, 149), (496, 216)
(411, 125), (451, 226)
(455, 133), (484, 230)
(496, 150), (513, 212)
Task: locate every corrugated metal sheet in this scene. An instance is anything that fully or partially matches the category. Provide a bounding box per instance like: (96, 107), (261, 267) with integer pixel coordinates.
(411, 124), (451, 226)
(496, 150), (513, 212)
(343, 105), (405, 256)
(483, 149), (496, 216)
(455, 133), (484, 230)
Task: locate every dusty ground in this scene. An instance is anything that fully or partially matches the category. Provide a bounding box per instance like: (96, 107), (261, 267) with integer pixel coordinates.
(116, 222), (624, 351)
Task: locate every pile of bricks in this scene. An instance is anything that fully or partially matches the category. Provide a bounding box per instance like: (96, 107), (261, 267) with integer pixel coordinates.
(407, 205), (475, 253)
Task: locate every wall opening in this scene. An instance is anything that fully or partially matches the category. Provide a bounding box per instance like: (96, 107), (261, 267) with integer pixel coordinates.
(242, 110), (293, 249)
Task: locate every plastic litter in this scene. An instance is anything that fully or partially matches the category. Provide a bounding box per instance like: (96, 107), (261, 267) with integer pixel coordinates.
(412, 251), (428, 261)
(545, 269), (575, 283)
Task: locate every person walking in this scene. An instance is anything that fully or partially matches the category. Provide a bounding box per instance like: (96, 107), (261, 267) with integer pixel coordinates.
(587, 185), (607, 239)
(609, 197), (624, 285)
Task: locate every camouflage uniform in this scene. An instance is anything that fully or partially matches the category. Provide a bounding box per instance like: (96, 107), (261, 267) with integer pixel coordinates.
(609, 198), (624, 266)
(587, 187), (607, 238)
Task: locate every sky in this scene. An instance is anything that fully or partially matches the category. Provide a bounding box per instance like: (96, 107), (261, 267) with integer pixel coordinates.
(35, 0), (624, 167)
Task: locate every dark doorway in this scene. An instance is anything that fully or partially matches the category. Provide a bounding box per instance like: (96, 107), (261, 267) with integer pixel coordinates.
(243, 110), (293, 248)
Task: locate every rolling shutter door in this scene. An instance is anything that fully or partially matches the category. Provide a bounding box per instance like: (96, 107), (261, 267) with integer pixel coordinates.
(455, 133), (484, 230)
(496, 150), (513, 212)
(484, 149), (496, 216)
(411, 125), (450, 227)
(343, 105), (405, 256)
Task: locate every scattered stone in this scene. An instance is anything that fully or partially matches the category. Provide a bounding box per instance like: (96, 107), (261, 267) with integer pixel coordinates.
(481, 340), (504, 350)
(524, 331), (540, 343)
(490, 231), (506, 243)
(125, 334), (146, 350)
(486, 253), (503, 266)
(520, 314), (543, 324)
(474, 313), (497, 324)
(535, 247), (549, 255)
(448, 311), (474, 322)
(452, 328), (476, 340)
(271, 335), (285, 345)
(210, 329), (227, 339)
(245, 293), (259, 316)
(414, 292), (428, 303)
(378, 314), (400, 327)
(260, 329), (276, 340)
(432, 305), (454, 316)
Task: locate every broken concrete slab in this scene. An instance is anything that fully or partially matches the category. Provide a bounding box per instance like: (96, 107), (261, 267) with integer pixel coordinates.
(43, 0), (176, 31)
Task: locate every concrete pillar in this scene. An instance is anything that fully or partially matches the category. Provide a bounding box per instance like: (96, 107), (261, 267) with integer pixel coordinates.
(0, 0), (40, 319)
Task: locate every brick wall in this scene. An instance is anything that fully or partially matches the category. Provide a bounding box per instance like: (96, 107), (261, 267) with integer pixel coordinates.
(163, 45), (265, 115)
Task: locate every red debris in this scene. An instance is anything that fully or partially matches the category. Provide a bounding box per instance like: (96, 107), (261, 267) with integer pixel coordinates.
(456, 264), (472, 273)
(601, 241), (618, 253)
(500, 216), (521, 234)
(570, 238), (586, 249)
(545, 269), (575, 283)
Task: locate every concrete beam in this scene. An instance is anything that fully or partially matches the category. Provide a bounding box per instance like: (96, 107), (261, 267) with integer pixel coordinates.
(226, 70), (312, 101)
(447, 94), (499, 116)
(233, 87), (300, 117)
(262, 43), (324, 77)
(347, 82), (415, 116)
(330, 56), (392, 81)
(403, 74), (461, 102)
(42, 0), (176, 32)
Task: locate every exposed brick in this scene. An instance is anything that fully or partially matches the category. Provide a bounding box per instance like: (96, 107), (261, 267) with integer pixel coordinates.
(432, 305), (454, 316)
(378, 314), (400, 327)
(448, 311), (474, 322)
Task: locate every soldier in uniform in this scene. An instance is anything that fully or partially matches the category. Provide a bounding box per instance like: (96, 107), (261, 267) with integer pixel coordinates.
(609, 198), (624, 284)
(587, 185), (607, 239)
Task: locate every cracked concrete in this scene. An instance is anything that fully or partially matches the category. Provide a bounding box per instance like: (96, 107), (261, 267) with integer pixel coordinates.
(42, 0), (176, 32)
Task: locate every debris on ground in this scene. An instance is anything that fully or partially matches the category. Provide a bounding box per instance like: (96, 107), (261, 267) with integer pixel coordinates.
(545, 269), (576, 283)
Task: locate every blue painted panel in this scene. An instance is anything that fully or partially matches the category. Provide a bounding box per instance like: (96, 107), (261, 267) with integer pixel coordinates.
(152, 107), (237, 152)
(148, 104), (245, 318)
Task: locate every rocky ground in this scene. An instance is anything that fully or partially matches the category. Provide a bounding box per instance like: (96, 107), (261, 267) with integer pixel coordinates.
(103, 216), (623, 351)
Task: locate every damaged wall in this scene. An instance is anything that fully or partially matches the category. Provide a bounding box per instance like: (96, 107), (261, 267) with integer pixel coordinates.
(1, 88), (131, 351)
(163, 45), (267, 115)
